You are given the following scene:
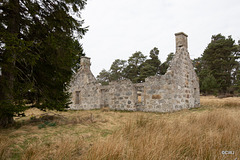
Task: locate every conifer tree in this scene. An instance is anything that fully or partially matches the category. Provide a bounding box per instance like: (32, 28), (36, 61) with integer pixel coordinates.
(124, 51), (146, 83)
(201, 34), (239, 94)
(96, 69), (111, 85)
(159, 52), (174, 75)
(0, 0), (87, 127)
(139, 47), (161, 82)
(109, 59), (127, 81)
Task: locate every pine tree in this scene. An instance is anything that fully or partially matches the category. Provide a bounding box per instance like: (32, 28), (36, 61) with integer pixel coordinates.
(234, 68), (240, 93)
(109, 59), (127, 81)
(96, 69), (111, 85)
(192, 57), (202, 76)
(159, 52), (174, 75)
(138, 47), (161, 82)
(232, 41), (240, 93)
(201, 34), (239, 94)
(124, 51), (146, 83)
(147, 47), (161, 74)
(201, 73), (219, 95)
(0, 0), (87, 127)
(138, 63), (156, 82)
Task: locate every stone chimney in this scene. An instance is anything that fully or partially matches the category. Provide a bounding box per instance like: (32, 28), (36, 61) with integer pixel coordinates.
(80, 56), (91, 70)
(175, 32), (188, 50)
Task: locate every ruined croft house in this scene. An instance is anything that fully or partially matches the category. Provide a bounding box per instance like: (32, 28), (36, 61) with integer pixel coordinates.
(68, 32), (200, 112)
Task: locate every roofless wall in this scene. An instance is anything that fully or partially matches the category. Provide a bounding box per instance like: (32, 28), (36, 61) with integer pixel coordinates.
(68, 32), (200, 112)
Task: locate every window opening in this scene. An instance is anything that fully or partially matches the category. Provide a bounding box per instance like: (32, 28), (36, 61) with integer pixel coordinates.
(136, 86), (144, 105)
(75, 91), (80, 104)
(137, 93), (142, 103)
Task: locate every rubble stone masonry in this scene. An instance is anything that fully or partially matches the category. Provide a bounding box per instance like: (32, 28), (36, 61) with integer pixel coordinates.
(68, 32), (200, 112)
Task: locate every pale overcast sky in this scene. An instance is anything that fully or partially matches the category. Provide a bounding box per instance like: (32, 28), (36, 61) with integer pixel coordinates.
(81, 0), (240, 76)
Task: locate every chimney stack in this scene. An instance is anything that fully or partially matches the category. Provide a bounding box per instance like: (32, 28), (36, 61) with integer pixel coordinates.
(175, 32), (188, 50)
(80, 56), (91, 70)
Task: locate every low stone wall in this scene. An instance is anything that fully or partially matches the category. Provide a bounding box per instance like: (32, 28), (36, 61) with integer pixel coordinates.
(107, 80), (137, 111)
(143, 75), (174, 112)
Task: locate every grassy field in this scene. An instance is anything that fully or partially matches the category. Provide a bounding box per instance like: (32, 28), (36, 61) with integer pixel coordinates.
(1, 96), (240, 160)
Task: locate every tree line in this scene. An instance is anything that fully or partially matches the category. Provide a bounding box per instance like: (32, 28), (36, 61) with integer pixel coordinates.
(97, 48), (174, 84)
(97, 34), (240, 95)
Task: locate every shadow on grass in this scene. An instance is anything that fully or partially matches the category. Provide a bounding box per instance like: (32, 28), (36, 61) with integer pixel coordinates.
(13, 112), (104, 130)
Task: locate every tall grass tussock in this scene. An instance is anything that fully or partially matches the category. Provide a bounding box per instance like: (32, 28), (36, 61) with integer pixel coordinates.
(0, 96), (240, 159)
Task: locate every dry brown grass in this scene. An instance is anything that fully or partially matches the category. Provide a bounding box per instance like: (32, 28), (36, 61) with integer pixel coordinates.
(1, 96), (240, 159)
(201, 95), (240, 108)
(83, 109), (240, 160)
(20, 136), (86, 160)
(0, 136), (12, 160)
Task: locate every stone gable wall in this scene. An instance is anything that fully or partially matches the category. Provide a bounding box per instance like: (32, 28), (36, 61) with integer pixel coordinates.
(68, 32), (200, 112)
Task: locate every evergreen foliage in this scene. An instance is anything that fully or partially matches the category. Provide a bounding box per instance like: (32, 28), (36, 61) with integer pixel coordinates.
(159, 52), (174, 75)
(200, 34), (239, 94)
(124, 51), (146, 83)
(138, 63), (156, 82)
(109, 59), (127, 81)
(192, 57), (202, 76)
(0, 0), (87, 127)
(96, 69), (110, 85)
(201, 73), (219, 95)
(96, 47), (162, 85)
(139, 47), (161, 82)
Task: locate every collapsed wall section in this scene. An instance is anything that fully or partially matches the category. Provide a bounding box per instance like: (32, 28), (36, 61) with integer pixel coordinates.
(101, 80), (137, 111)
(142, 75), (174, 112)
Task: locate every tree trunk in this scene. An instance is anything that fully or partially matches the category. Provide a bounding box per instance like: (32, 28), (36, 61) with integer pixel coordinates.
(6, 0), (20, 94)
(0, 0), (20, 128)
(0, 113), (14, 128)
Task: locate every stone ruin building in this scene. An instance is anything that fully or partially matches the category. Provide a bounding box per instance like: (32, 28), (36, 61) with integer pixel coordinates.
(68, 32), (200, 112)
